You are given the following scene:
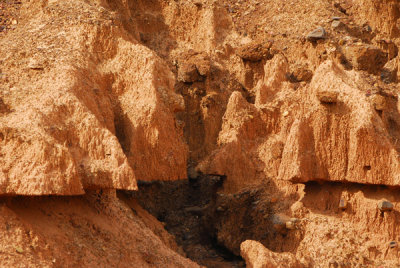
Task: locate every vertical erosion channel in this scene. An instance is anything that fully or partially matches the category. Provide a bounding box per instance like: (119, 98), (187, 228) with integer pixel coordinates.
(119, 175), (246, 268)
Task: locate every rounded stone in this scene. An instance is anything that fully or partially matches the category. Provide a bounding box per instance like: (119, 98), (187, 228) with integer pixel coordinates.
(378, 200), (393, 212)
(306, 27), (326, 42)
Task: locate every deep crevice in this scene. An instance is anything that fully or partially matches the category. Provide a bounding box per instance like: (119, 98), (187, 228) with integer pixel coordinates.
(119, 176), (245, 268)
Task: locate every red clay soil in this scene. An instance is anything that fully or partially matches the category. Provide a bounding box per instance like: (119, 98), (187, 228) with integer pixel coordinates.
(2, 0), (400, 267)
(0, 190), (198, 267)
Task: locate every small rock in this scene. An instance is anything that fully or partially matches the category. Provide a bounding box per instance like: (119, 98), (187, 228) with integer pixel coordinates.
(381, 69), (396, 84)
(184, 206), (205, 215)
(28, 58), (44, 70)
(378, 200), (393, 212)
(177, 51), (210, 83)
(306, 27), (326, 42)
(285, 218), (298, 230)
(331, 16), (341, 21)
(286, 221), (295, 230)
(317, 91), (339, 103)
(15, 247), (23, 254)
(272, 214), (292, 232)
(363, 25), (372, 32)
(282, 111), (289, 117)
(216, 206), (225, 212)
(389, 241), (398, 248)
(12, 20), (17, 25)
(338, 199), (347, 210)
(178, 62), (202, 83)
(291, 66), (313, 82)
(380, 59), (398, 83)
(331, 20), (344, 30)
(370, 94), (386, 111)
(187, 166), (199, 180)
(236, 41), (274, 61)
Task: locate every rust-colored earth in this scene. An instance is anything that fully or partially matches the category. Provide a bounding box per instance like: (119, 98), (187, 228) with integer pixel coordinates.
(1, 0), (400, 267)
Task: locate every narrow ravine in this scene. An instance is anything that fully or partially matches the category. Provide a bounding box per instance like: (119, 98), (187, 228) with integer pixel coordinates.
(119, 176), (245, 268)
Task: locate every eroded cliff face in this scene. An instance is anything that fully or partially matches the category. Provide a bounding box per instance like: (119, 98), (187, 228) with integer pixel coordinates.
(0, 0), (189, 195)
(2, 0), (400, 267)
(0, 0), (194, 267)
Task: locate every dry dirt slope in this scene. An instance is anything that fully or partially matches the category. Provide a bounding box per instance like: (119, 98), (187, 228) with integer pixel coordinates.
(1, 0), (400, 267)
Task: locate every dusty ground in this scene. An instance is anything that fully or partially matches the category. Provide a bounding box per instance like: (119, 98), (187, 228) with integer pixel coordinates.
(0, 190), (198, 267)
(2, 0), (400, 267)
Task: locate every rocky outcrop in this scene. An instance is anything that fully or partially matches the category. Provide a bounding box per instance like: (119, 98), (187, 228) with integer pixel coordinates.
(3, 0), (400, 266)
(240, 240), (303, 268)
(177, 51), (211, 82)
(255, 54), (290, 106)
(342, 44), (388, 74)
(279, 60), (400, 185)
(0, 0), (187, 195)
(200, 57), (400, 191)
(350, 0), (400, 38)
(236, 41), (274, 61)
(0, 70), (132, 195)
(102, 43), (188, 183)
(197, 91), (270, 192)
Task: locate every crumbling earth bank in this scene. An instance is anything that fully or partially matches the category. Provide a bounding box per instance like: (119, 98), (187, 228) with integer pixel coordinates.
(2, 0), (400, 267)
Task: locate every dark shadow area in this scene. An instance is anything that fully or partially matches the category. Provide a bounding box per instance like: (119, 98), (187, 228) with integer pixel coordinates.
(121, 176), (246, 268)
(203, 181), (304, 255)
(113, 102), (131, 156)
(175, 65), (246, 165)
(123, 174), (305, 267)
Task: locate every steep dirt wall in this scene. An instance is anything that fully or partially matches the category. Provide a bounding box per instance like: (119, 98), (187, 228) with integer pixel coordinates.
(199, 57), (400, 192)
(0, 0), (188, 195)
(350, 0), (400, 38)
(2, 0), (400, 267)
(280, 60), (400, 185)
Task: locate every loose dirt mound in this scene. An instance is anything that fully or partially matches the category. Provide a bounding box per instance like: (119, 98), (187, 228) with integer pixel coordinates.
(0, 190), (198, 267)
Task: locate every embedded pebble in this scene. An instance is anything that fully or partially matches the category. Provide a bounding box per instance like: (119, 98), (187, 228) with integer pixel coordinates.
(378, 200), (393, 212)
(306, 27), (326, 42)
